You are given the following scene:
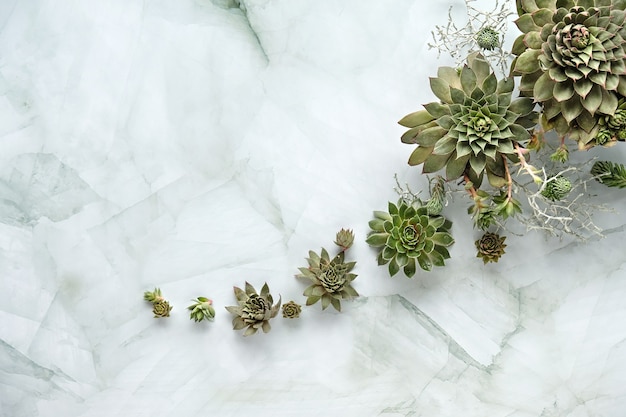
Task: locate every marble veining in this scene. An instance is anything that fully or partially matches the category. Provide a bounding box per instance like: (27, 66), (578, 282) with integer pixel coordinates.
(1, 0), (625, 416)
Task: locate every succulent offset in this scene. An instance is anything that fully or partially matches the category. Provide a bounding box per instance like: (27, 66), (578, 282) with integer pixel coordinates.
(225, 282), (281, 336)
(282, 301), (302, 319)
(187, 297), (216, 322)
(297, 248), (358, 312)
(400, 52), (538, 187)
(334, 228), (355, 251)
(366, 200), (454, 277)
(512, 0), (626, 147)
(475, 232), (507, 263)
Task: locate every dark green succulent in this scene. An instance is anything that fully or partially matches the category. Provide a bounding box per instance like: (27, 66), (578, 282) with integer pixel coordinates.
(297, 249), (358, 311)
(541, 175), (573, 200)
(366, 200), (454, 277)
(475, 232), (507, 264)
(400, 52), (538, 187)
(476, 26), (500, 50)
(512, 0), (626, 147)
(225, 282), (281, 336)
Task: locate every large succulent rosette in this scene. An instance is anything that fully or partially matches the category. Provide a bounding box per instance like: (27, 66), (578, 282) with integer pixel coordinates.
(512, 0), (626, 147)
(400, 52), (537, 187)
(225, 282), (281, 336)
(366, 200), (455, 277)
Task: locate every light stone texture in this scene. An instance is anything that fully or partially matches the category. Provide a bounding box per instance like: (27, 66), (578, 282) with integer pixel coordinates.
(1, 0), (625, 416)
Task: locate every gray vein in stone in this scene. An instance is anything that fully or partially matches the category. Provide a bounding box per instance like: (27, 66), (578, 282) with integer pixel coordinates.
(395, 295), (487, 371)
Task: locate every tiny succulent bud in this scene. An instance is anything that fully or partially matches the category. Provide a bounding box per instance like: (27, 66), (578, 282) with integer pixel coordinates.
(475, 27), (499, 50)
(152, 299), (173, 318)
(541, 176), (572, 201)
(187, 297), (216, 322)
(281, 301), (302, 319)
(143, 287), (164, 303)
(475, 232), (507, 264)
(334, 228), (355, 251)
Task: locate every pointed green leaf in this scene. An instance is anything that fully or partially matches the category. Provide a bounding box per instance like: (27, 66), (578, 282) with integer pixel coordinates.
(416, 126), (448, 146)
(388, 258), (400, 276)
(398, 110), (435, 127)
(430, 77), (452, 103)
(514, 49), (542, 74)
(306, 295), (321, 306)
(533, 72), (555, 102)
(408, 145), (434, 166)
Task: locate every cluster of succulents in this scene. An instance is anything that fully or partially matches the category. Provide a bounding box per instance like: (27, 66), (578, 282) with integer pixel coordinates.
(378, 0), (626, 270)
(296, 229), (358, 311)
(144, 288), (173, 318)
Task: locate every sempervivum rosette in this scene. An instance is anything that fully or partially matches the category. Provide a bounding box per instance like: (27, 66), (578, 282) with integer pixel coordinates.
(366, 200), (454, 277)
(400, 52), (537, 187)
(225, 282), (281, 336)
(475, 232), (507, 264)
(296, 249), (358, 312)
(512, 0), (626, 147)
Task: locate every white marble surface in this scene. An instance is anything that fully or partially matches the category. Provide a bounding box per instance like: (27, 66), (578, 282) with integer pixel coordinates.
(1, 0), (626, 416)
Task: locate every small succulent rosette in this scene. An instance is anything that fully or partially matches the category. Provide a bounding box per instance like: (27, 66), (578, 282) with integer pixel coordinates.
(297, 248), (358, 312)
(187, 297), (216, 322)
(281, 301), (302, 319)
(475, 232), (507, 264)
(225, 282), (281, 336)
(143, 288), (173, 318)
(334, 228), (355, 252)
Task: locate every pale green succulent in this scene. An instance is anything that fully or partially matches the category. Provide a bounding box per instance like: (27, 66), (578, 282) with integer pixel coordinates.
(366, 200), (454, 277)
(476, 26), (500, 50)
(400, 52), (538, 187)
(143, 288), (172, 318)
(225, 282), (281, 336)
(297, 249), (358, 312)
(334, 228), (355, 251)
(541, 175), (573, 200)
(187, 297), (216, 322)
(512, 0), (626, 147)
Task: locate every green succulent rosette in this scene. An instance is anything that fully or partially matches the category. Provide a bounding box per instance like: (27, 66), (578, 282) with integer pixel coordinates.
(225, 282), (281, 336)
(400, 52), (538, 187)
(296, 249), (358, 312)
(512, 0), (626, 148)
(366, 200), (455, 277)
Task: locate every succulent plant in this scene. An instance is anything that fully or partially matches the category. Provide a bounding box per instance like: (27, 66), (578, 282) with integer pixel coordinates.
(334, 228), (355, 251)
(476, 26), (500, 50)
(512, 0), (626, 147)
(591, 160), (626, 187)
(475, 232), (507, 263)
(152, 300), (173, 318)
(281, 301), (302, 319)
(187, 297), (216, 322)
(144, 288), (172, 318)
(297, 248), (358, 311)
(400, 52), (538, 187)
(366, 200), (454, 277)
(225, 282), (281, 336)
(541, 175), (573, 201)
